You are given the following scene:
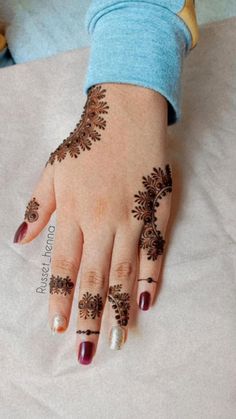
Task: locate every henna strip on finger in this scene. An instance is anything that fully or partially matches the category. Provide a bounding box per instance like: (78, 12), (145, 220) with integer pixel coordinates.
(138, 277), (158, 284)
(108, 284), (130, 327)
(78, 292), (103, 319)
(49, 274), (74, 296)
(46, 84), (109, 166)
(76, 330), (100, 335)
(131, 164), (172, 261)
(24, 197), (39, 222)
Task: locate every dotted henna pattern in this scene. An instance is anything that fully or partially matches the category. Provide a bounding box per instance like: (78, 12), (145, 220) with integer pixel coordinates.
(108, 284), (130, 327)
(138, 277), (158, 284)
(45, 84), (109, 166)
(24, 197), (39, 222)
(76, 330), (100, 335)
(131, 164), (172, 261)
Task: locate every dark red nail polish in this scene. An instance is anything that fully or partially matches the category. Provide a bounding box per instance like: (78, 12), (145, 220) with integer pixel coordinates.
(139, 291), (151, 311)
(13, 221), (28, 243)
(78, 342), (94, 365)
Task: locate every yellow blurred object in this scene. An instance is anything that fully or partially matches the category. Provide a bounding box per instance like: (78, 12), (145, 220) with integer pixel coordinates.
(177, 0), (200, 50)
(0, 33), (7, 51)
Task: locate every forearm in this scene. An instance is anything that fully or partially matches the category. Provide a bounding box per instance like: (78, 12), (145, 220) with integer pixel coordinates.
(84, 0), (199, 125)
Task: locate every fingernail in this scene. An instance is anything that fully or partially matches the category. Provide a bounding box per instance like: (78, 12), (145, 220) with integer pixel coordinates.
(13, 221), (28, 243)
(51, 314), (67, 335)
(139, 291), (151, 311)
(109, 326), (126, 350)
(78, 342), (94, 365)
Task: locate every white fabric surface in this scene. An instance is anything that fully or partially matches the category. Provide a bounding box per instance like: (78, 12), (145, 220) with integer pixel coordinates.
(0, 17), (236, 419)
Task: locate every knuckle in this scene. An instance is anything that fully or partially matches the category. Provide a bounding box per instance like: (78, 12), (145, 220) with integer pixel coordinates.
(114, 261), (133, 280)
(81, 270), (106, 288)
(91, 197), (109, 225)
(121, 202), (134, 223)
(52, 257), (77, 276)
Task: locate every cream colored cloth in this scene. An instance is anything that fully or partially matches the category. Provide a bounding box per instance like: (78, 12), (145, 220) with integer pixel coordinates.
(0, 17), (235, 419)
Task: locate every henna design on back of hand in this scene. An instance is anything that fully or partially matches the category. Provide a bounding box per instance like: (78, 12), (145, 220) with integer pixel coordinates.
(24, 197), (39, 222)
(131, 164), (172, 261)
(46, 85), (109, 166)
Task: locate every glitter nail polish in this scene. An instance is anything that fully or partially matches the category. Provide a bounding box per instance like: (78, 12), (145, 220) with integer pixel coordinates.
(109, 326), (126, 350)
(51, 314), (67, 334)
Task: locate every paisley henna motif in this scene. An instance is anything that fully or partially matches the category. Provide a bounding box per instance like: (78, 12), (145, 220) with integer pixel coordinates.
(108, 284), (130, 327)
(78, 292), (103, 319)
(132, 164), (172, 261)
(49, 275), (74, 296)
(46, 84), (109, 166)
(24, 197), (39, 222)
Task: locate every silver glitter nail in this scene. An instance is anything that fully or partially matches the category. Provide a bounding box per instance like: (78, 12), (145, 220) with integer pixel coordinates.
(109, 326), (126, 350)
(51, 314), (67, 335)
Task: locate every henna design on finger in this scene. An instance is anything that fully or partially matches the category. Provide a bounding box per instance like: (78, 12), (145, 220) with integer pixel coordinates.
(24, 197), (39, 222)
(49, 275), (74, 296)
(108, 284), (130, 327)
(138, 277), (157, 284)
(46, 84), (109, 166)
(78, 292), (103, 319)
(76, 330), (100, 335)
(131, 164), (172, 261)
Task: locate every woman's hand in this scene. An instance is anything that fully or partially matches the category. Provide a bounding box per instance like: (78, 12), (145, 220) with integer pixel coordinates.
(13, 83), (172, 365)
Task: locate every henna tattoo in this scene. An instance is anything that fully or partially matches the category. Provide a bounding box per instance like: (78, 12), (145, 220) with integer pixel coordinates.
(78, 292), (103, 319)
(45, 84), (109, 166)
(108, 284), (130, 327)
(24, 197), (39, 222)
(131, 164), (172, 261)
(138, 277), (157, 284)
(49, 275), (74, 296)
(76, 330), (100, 335)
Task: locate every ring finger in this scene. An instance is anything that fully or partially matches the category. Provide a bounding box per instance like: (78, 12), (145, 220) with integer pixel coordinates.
(76, 226), (114, 365)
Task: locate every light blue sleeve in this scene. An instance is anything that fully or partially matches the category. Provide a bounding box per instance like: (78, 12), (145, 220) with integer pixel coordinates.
(83, 0), (193, 125)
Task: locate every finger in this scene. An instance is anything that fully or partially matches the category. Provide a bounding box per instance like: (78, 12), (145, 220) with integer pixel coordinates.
(136, 164), (173, 310)
(13, 165), (56, 244)
(48, 214), (83, 335)
(107, 224), (140, 350)
(76, 227), (114, 365)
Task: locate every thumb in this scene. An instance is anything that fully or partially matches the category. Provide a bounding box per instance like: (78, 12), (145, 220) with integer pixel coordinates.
(13, 165), (56, 244)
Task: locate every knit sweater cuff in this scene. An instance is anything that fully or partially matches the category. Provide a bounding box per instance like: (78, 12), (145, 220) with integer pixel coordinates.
(83, 2), (192, 125)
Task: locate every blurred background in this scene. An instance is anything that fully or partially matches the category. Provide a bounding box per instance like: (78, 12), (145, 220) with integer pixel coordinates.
(0, 0), (236, 68)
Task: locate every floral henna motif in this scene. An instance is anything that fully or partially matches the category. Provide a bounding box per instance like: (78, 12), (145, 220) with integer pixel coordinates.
(108, 284), (130, 327)
(78, 292), (103, 319)
(24, 197), (39, 222)
(45, 84), (109, 166)
(49, 275), (74, 296)
(131, 164), (172, 261)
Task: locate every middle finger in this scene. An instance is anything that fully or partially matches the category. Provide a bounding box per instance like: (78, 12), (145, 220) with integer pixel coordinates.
(107, 223), (140, 350)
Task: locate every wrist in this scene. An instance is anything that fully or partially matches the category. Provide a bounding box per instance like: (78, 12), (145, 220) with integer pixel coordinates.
(94, 82), (168, 133)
